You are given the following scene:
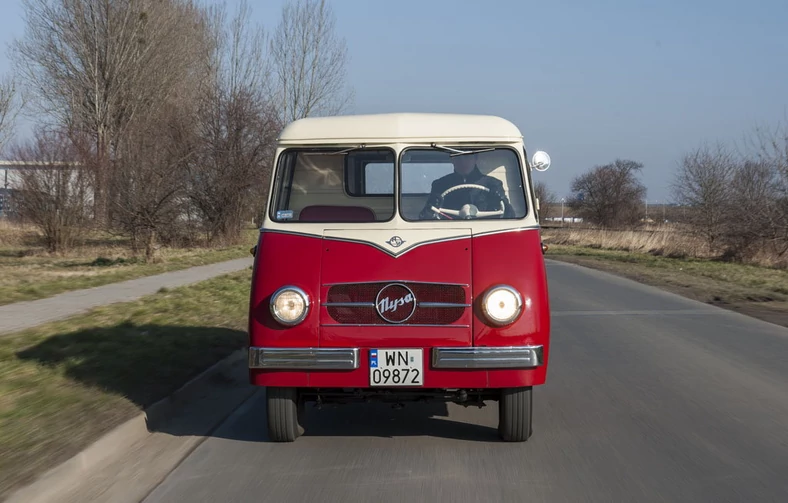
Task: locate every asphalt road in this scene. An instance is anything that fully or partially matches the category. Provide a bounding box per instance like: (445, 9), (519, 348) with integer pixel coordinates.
(142, 260), (788, 503)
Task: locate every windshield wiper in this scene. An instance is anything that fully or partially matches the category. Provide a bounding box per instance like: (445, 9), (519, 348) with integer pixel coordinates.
(430, 143), (496, 157)
(309, 144), (367, 155)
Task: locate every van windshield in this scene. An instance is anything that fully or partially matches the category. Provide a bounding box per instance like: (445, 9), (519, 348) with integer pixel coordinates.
(268, 146), (528, 223)
(400, 147), (528, 221)
(270, 148), (395, 222)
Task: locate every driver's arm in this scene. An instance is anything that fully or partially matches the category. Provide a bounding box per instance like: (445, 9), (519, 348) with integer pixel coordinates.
(419, 179), (445, 219)
(489, 179), (516, 218)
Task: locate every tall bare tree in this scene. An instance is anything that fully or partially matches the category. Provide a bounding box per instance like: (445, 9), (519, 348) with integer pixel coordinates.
(188, 1), (281, 245)
(739, 123), (788, 260)
(671, 142), (736, 251)
(270, 0), (353, 123)
(110, 103), (194, 260)
(0, 76), (22, 154)
(570, 159), (647, 228)
(11, 0), (210, 226)
(723, 159), (788, 261)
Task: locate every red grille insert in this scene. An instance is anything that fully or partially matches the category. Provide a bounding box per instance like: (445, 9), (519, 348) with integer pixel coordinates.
(325, 282), (466, 325)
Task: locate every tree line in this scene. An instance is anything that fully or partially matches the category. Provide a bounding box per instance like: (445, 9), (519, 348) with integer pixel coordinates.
(0, 0), (351, 257)
(535, 124), (788, 264)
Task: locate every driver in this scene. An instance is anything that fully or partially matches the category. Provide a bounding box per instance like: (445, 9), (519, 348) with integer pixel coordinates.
(419, 153), (515, 219)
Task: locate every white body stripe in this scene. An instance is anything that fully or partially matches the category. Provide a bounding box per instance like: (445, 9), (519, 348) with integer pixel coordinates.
(261, 225), (540, 258)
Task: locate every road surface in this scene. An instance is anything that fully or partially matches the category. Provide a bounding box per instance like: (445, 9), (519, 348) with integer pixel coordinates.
(142, 260), (788, 503)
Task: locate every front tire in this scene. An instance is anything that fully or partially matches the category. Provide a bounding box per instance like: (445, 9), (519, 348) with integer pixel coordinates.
(266, 387), (304, 442)
(498, 386), (533, 442)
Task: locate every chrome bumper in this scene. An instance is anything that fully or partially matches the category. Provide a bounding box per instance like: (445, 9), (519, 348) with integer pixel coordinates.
(249, 346), (543, 371)
(431, 346), (544, 369)
(248, 347), (359, 370)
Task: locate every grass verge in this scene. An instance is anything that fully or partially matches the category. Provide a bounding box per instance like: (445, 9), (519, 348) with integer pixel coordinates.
(0, 227), (258, 306)
(545, 244), (788, 328)
(0, 269), (251, 499)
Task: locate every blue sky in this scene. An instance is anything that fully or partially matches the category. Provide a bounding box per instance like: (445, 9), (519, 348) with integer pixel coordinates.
(2, 0), (787, 201)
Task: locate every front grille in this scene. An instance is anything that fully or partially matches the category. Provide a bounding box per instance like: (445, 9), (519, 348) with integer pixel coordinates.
(325, 282), (467, 325)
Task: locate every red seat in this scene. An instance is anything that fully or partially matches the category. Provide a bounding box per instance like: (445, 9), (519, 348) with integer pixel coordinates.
(299, 205), (376, 222)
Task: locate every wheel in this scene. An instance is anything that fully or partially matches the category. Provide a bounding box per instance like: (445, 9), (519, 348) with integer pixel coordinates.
(498, 386), (533, 442)
(266, 387), (305, 442)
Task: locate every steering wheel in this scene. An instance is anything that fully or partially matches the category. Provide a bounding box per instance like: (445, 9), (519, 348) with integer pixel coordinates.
(430, 183), (505, 219)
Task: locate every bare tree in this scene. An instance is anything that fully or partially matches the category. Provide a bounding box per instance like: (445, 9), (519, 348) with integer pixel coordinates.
(11, 127), (93, 253)
(723, 159), (788, 261)
(188, 1), (282, 245)
(11, 0), (211, 226)
(270, 0), (353, 123)
(533, 180), (556, 221)
(671, 143), (736, 251)
(570, 159), (647, 228)
(110, 104), (194, 260)
(0, 76), (22, 154)
(737, 123), (788, 261)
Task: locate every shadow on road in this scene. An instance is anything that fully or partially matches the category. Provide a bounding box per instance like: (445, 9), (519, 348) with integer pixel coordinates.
(299, 401), (500, 441)
(15, 324), (499, 446)
(173, 389), (501, 443)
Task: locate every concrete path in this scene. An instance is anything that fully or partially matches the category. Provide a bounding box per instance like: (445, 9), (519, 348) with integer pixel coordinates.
(0, 258), (253, 335)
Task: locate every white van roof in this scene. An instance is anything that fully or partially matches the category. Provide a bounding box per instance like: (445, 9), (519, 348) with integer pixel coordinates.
(277, 113), (523, 144)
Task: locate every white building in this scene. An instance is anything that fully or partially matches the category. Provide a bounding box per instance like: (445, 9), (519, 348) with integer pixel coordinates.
(0, 161), (87, 217)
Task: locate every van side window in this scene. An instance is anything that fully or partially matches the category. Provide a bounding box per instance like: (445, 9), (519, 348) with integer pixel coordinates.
(364, 162), (393, 195)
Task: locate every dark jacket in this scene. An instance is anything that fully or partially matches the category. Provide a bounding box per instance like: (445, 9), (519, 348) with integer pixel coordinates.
(419, 166), (515, 219)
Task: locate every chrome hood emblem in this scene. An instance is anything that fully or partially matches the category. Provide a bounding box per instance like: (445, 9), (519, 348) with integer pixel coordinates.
(386, 235), (405, 247)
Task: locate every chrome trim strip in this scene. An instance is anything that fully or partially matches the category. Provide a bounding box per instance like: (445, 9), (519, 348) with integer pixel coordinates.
(470, 226), (540, 238)
(322, 301), (469, 308)
(260, 228), (322, 239)
(418, 302), (470, 308)
(323, 279), (468, 287)
(321, 323), (470, 328)
(431, 346), (544, 369)
(324, 302), (376, 307)
(259, 226), (540, 240)
(248, 347), (359, 370)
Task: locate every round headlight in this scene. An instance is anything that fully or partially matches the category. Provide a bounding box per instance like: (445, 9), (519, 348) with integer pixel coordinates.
(270, 286), (309, 326)
(481, 285), (522, 326)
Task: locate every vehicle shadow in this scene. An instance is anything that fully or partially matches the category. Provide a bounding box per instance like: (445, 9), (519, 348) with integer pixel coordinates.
(298, 400), (500, 442)
(14, 323), (499, 444)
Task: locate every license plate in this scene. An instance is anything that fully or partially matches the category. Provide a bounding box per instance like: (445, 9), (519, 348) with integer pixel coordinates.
(369, 348), (423, 386)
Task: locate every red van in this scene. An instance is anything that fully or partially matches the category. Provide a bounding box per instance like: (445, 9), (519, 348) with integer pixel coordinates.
(248, 113), (552, 442)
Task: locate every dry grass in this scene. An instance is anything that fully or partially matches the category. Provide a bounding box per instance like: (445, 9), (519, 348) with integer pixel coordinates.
(545, 244), (788, 329)
(541, 226), (788, 268)
(0, 220), (258, 305)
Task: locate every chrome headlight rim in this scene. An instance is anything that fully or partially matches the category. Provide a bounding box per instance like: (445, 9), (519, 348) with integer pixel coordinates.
(269, 285), (310, 326)
(481, 284), (523, 326)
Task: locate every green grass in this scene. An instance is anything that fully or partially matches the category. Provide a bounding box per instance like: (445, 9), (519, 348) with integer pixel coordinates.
(0, 228), (258, 306)
(0, 270), (252, 499)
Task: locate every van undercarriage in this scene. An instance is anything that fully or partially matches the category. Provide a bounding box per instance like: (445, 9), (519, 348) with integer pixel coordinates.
(298, 387), (505, 407)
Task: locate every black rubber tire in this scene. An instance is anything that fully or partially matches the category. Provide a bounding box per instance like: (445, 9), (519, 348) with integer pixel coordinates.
(266, 387), (304, 442)
(498, 386), (533, 442)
